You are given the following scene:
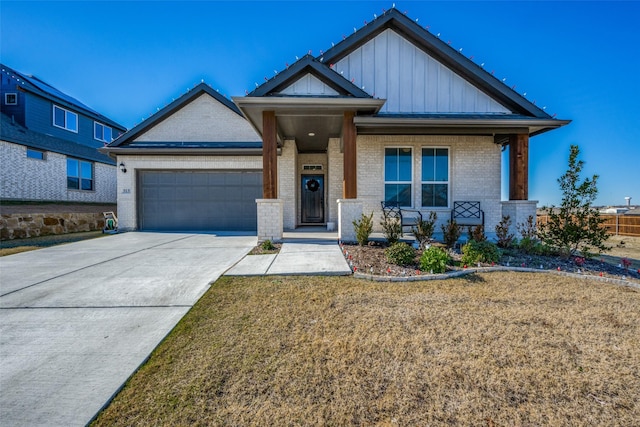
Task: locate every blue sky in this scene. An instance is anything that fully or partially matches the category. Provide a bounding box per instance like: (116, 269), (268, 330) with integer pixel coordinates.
(1, 1), (638, 206)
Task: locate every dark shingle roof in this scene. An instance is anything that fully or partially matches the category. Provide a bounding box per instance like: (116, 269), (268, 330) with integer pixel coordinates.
(1, 64), (125, 131)
(0, 113), (115, 165)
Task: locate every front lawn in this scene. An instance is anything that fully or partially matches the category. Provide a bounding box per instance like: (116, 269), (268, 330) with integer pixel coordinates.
(92, 273), (640, 426)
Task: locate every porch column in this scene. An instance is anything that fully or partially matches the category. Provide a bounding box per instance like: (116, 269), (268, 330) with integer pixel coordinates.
(343, 111), (357, 199)
(263, 110), (278, 199)
(509, 134), (529, 200)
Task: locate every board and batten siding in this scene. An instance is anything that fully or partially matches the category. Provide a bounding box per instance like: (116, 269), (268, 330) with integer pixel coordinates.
(279, 74), (340, 96)
(335, 29), (511, 114)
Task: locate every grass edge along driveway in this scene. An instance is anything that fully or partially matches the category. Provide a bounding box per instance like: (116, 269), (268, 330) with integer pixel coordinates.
(93, 272), (640, 426)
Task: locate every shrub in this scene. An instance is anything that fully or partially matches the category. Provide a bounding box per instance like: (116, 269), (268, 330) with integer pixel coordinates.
(381, 210), (402, 244)
(441, 220), (461, 249)
(468, 225), (486, 242)
(385, 242), (416, 266)
(518, 237), (551, 256)
(461, 240), (501, 265)
(419, 246), (450, 274)
(412, 211), (437, 249)
(352, 212), (374, 246)
(495, 215), (515, 248)
(538, 145), (610, 258)
(517, 215), (537, 240)
(261, 240), (275, 251)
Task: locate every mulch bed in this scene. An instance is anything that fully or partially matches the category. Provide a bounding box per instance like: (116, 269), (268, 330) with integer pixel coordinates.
(341, 241), (640, 283)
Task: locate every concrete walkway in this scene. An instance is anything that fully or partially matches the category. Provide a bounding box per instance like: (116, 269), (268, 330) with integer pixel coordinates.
(225, 229), (352, 276)
(0, 232), (256, 427)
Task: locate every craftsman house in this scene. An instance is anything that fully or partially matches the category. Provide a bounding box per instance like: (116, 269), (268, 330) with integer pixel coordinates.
(102, 9), (568, 242)
(0, 64), (126, 203)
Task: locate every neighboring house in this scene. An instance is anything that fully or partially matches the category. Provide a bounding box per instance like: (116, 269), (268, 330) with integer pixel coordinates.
(0, 64), (126, 203)
(103, 9), (569, 242)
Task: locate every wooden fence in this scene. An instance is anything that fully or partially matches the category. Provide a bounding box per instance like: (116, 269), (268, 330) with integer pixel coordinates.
(537, 214), (640, 237)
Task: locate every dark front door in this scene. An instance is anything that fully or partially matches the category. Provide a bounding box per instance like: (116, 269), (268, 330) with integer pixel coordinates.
(301, 175), (324, 223)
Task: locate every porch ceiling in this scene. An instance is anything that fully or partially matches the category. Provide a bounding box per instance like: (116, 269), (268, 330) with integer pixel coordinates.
(233, 97), (385, 153)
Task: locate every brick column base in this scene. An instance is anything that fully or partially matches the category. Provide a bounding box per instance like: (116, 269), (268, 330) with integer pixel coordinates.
(257, 199), (283, 242)
(337, 199), (363, 243)
(501, 200), (538, 238)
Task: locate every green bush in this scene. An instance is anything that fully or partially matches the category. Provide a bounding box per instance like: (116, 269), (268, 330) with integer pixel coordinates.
(261, 240), (275, 251)
(419, 246), (450, 274)
(412, 211), (437, 249)
(352, 212), (373, 246)
(461, 240), (501, 265)
(518, 237), (551, 256)
(441, 220), (461, 248)
(385, 242), (416, 266)
(381, 210), (402, 244)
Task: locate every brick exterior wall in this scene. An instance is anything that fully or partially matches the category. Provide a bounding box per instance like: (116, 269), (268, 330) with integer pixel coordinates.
(257, 199), (283, 242)
(1, 140), (116, 203)
(115, 154), (263, 231)
(279, 140), (297, 230)
(133, 93), (260, 143)
(355, 135), (503, 234)
(327, 138), (343, 226)
(337, 199), (363, 243)
(501, 200), (538, 238)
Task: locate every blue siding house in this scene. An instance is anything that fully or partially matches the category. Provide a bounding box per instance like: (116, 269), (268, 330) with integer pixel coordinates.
(0, 64), (126, 203)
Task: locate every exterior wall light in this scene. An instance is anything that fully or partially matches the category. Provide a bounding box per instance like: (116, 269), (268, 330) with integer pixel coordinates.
(119, 162), (127, 173)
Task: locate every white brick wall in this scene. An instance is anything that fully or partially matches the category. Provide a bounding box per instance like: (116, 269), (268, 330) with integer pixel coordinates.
(115, 154), (262, 230)
(338, 199), (363, 243)
(257, 199), (283, 242)
(1, 140), (116, 203)
(355, 135), (503, 234)
(327, 138), (343, 225)
(278, 139), (297, 230)
(134, 93), (260, 143)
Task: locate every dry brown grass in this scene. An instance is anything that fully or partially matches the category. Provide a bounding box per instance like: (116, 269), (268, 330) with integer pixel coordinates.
(93, 273), (640, 426)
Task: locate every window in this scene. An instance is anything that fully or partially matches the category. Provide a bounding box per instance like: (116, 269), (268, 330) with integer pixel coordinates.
(421, 148), (449, 207)
(94, 122), (113, 143)
(384, 147), (413, 206)
(26, 148), (46, 160)
(67, 158), (94, 191)
(4, 93), (17, 105)
(53, 105), (78, 132)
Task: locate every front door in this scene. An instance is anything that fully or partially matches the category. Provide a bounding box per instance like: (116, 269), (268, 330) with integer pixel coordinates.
(301, 175), (324, 223)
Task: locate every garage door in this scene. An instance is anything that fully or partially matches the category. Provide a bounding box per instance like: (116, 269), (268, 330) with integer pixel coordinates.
(138, 170), (262, 231)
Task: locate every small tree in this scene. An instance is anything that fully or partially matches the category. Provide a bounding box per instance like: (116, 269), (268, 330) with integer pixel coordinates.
(495, 215), (515, 248)
(412, 211), (437, 249)
(381, 209), (402, 244)
(538, 145), (610, 258)
(352, 212), (374, 246)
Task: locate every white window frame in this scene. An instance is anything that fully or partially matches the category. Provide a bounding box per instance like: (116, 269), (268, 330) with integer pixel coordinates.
(4, 93), (17, 105)
(26, 148), (46, 160)
(94, 121), (113, 143)
(421, 146), (450, 208)
(384, 146), (414, 208)
(53, 105), (78, 133)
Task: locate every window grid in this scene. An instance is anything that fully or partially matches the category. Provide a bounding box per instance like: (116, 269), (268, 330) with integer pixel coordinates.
(421, 147), (449, 208)
(94, 122), (113, 143)
(67, 158), (94, 191)
(53, 105), (78, 133)
(384, 147), (413, 207)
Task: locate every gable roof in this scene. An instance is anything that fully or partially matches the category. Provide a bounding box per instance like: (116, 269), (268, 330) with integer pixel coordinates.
(1, 64), (125, 131)
(317, 8), (549, 118)
(106, 82), (243, 148)
(248, 54), (371, 98)
(0, 112), (115, 165)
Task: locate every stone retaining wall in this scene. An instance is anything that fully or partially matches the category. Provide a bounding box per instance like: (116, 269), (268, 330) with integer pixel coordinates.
(0, 213), (105, 240)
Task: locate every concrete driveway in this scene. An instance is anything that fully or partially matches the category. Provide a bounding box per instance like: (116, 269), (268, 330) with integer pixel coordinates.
(0, 232), (256, 427)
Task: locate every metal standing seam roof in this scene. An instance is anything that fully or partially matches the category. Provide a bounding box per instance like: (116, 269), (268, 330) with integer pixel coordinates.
(0, 64), (125, 131)
(0, 112), (115, 165)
